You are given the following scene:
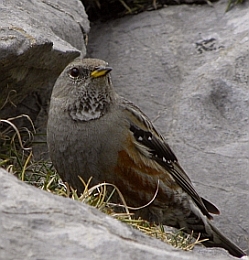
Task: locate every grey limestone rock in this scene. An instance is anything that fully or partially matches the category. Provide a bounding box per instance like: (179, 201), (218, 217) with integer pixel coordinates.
(0, 167), (241, 260)
(0, 0), (89, 128)
(88, 0), (249, 254)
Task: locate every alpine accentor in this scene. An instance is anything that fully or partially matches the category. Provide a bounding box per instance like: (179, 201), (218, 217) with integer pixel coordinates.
(47, 58), (246, 258)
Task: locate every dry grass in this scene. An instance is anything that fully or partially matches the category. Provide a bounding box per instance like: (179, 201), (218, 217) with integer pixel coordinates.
(0, 115), (206, 251)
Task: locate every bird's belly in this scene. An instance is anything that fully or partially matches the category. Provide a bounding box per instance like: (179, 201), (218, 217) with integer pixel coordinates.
(48, 114), (127, 193)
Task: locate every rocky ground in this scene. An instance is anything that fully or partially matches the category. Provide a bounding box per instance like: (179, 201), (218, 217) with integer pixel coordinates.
(0, 0), (248, 259)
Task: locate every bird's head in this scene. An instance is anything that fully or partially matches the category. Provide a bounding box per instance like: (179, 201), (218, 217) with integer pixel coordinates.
(51, 58), (114, 121)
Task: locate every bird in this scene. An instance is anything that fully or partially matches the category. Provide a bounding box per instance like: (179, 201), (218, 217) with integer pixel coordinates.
(47, 58), (246, 258)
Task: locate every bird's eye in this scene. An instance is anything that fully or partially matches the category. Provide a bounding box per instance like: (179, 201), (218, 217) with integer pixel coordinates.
(70, 67), (80, 78)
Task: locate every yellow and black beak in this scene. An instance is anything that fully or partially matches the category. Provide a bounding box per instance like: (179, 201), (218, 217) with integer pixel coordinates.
(91, 66), (112, 78)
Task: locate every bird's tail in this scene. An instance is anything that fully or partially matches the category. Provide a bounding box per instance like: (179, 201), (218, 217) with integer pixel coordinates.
(201, 221), (246, 258)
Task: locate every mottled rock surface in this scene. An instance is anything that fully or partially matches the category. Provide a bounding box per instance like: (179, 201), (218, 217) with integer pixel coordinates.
(88, 0), (249, 253)
(0, 168), (241, 260)
(0, 0), (89, 128)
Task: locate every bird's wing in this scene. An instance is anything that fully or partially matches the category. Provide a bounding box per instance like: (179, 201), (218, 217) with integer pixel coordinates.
(120, 98), (220, 219)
